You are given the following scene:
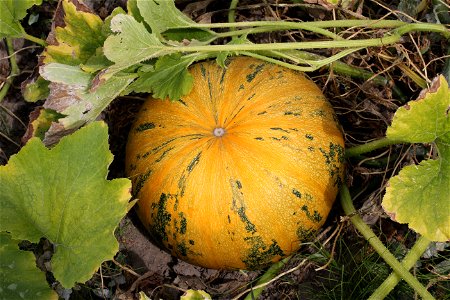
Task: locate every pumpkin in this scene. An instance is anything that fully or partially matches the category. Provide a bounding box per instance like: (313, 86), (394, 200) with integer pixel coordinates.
(126, 57), (345, 270)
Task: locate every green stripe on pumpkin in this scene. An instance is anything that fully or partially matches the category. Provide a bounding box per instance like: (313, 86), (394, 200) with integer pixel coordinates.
(237, 207), (257, 234)
(150, 193), (172, 242)
(179, 212), (187, 234)
(301, 205), (322, 223)
(319, 142), (345, 187)
(187, 151), (202, 173)
(135, 122), (155, 132)
(292, 189), (302, 199)
(246, 63), (265, 83)
(242, 236), (284, 270)
(134, 169), (152, 196)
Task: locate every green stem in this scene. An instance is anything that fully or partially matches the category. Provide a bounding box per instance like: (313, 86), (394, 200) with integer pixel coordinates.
(183, 52), (220, 63)
(229, 47), (405, 100)
(23, 32), (47, 47)
(395, 22), (450, 38)
(177, 20), (449, 39)
(177, 21), (446, 102)
(339, 185), (435, 300)
(0, 38), (20, 102)
(369, 235), (431, 300)
(264, 49), (406, 100)
(345, 137), (401, 158)
(223, 0), (340, 42)
(330, 60), (406, 100)
(216, 24), (343, 41)
(241, 47), (363, 71)
(177, 19), (407, 30)
(173, 34), (391, 51)
(228, 0), (239, 43)
(228, 0), (239, 24)
(170, 23), (448, 52)
(243, 257), (291, 300)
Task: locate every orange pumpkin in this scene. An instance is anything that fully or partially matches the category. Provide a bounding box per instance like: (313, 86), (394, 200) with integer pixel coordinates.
(126, 57), (345, 270)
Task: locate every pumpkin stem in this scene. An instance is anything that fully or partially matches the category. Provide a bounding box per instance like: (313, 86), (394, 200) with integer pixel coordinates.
(339, 185), (435, 300)
(213, 127), (226, 137)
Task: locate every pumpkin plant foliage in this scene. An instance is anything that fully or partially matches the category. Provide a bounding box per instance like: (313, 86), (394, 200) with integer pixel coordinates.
(31, 0), (136, 145)
(338, 77), (450, 298)
(0, 0), (42, 38)
(103, 13), (167, 75)
(0, 121), (132, 288)
(42, 0), (107, 66)
(135, 0), (213, 39)
(37, 0), (134, 140)
(33, 0), (450, 142)
(124, 53), (200, 100)
(383, 75), (450, 242)
(180, 289), (212, 300)
(0, 232), (58, 300)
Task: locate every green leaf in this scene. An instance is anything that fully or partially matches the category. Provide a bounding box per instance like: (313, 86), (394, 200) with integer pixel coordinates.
(383, 76), (450, 242)
(40, 63), (93, 86)
(81, 48), (113, 73)
(38, 0), (120, 139)
(22, 75), (50, 102)
(39, 61), (135, 134)
(23, 108), (63, 141)
(60, 73), (136, 129)
(0, 0), (42, 38)
(386, 75), (450, 143)
(180, 289), (212, 300)
(0, 122), (132, 288)
(126, 0), (144, 24)
(382, 143), (450, 241)
(139, 291), (151, 300)
(44, 0), (106, 66)
(125, 53), (197, 100)
(0, 232), (57, 300)
(163, 28), (216, 43)
(136, 0), (215, 42)
(102, 6), (127, 37)
(136, 0), (199, 36)
(216, 36), (250, 68)
(103, 14), (168, 76)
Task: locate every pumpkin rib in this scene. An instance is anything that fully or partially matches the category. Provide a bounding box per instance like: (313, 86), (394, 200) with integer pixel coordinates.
(224, 133), (333, 227)
(126, 57), (345, 270)
(226, 123), (339, 198)
(220, 63), (319, 130)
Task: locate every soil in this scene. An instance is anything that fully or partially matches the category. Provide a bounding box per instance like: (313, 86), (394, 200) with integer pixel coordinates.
(1, 0), (449, 299)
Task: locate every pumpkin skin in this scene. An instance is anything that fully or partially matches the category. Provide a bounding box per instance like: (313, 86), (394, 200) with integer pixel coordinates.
(126, 57), (345, 270)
